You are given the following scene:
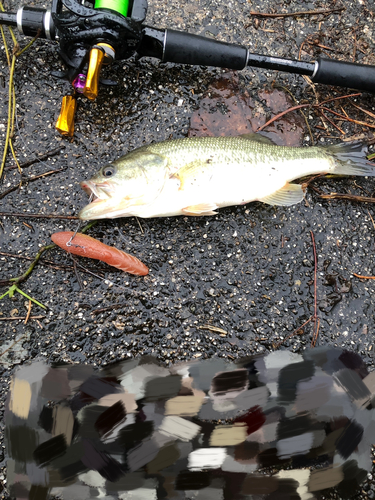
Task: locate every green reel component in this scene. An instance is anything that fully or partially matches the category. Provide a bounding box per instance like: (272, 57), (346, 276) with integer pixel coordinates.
(94, 0), (129, 17)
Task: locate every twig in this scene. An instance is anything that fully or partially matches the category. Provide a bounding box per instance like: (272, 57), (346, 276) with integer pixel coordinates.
(367, 209), (375, 230)
(0, 212), (80, 219)
(0, 54), (16, 179)
(257, 93), (364, 133)
(310, 231), (320, 347)
(320, 106), (375, 129)
(0, 169), (66, 200)
(0, 221), (97, 307)
(350, 102), (375, 121)
(0, 315), (45, 322)
(24, 300), (32, 324)
(5, 146), (65, 171)
(273, 231), (320, 349)
(0, 25), (40, 180)
(16, 30), (41, 57)
(353, 273), (375, 280)
(0, 335), (26, 358)
(91, 303), (128, 314)
(273, 317), (313, 349)
(316, 191), (375, 203)
(249, 7), (345, 18)
(318, 109), (345, 135)
(257, 104), (310, 132)
(318, 93), (362, 106)
(272, 83), (314, 143)
(198, 324), (228, 335)
(0, 24), (10, 66)
(135, 217), (144, 234)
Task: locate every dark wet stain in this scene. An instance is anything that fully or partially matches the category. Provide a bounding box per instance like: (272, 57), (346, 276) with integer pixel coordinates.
(320, 261), (352, 313)
(188, 72), (305, 145)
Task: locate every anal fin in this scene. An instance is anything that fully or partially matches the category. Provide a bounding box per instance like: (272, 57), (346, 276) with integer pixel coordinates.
(259, 183), (305, 206)
(182, 203), (218, 216)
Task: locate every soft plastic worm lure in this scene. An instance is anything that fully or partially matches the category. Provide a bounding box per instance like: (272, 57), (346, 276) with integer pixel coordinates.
(51, 231), (149, 276)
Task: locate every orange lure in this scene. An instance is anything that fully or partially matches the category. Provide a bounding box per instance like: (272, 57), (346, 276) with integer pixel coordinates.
(51, 231), (149, 276)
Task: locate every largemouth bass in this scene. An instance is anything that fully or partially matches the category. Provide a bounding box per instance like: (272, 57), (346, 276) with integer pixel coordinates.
(79, 134), (375, 220)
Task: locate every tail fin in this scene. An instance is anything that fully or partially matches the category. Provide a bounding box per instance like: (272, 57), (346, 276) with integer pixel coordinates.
(326, 142), (375, 176)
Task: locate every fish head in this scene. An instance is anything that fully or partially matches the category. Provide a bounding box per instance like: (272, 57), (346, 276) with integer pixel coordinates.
(79, 149), (169, 219)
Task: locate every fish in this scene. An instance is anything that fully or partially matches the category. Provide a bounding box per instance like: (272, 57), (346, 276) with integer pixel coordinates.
(51, 231), (149, 275)
(79, 134), (375, 220)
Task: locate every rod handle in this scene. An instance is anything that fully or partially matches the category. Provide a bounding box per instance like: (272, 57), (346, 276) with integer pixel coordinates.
(163, 29), (248, 70)
(312, 57), (375, 93)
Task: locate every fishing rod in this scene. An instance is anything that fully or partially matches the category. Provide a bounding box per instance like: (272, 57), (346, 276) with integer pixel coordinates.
(1, 0), (375, 137)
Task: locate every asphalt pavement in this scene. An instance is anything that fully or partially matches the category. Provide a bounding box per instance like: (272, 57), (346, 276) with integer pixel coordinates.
(0, 0), (375, 498)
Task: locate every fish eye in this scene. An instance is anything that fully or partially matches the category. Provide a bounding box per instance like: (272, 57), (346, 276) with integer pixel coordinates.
(102, 165), (116, 177)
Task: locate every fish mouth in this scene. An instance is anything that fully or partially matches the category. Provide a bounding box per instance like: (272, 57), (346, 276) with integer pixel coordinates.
(80, 179), (135, 220)
(80, 180), (114, 203)
(79, 180), (117, 219)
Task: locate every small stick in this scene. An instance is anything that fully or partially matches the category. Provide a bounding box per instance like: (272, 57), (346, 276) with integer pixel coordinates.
(91, 303), (128, 314)
(24, 300), (32, 324)
(0, 315), (45, 322)
(0, 169), (66, 200)
(310, 230), (319, 347)
(274, 232), (320, 348)
(135, 217), (144, 234)
(318, 93), (362, 106)
(0, 54), (16, 179)
(5, 221), (97, 287)
(249, 7), (345, 18)
(257, 104), (310, 132)
(198, 324), (228, 335)
(353, 273), (375, 280)
(350, 102), (375, 121)
(0, 335), (26, 358)
(320, 106), (375, 129)
(318, 109), (345, 135)
(273, 317), (313, 349)
(0, 24), (10, 66)
(5, 146), (65, 171)
(0, 212), (79, 219)
(318, 192), (375, 203)
(367, 210), (375, 230)
(307, 41), (339, 52)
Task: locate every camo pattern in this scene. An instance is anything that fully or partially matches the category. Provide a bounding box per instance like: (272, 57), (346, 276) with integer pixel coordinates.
(5, 346), (375, 499)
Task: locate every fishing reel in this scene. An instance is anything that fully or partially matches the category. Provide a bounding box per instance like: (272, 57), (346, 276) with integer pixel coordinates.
(6, 0), (149, 136)
(1, 0), (375, 137)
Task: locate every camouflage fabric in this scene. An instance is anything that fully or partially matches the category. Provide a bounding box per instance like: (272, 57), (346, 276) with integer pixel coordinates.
(5, 346), (375, 499)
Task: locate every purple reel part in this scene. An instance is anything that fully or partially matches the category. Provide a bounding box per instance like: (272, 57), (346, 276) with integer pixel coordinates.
(72, 74), (86, 94)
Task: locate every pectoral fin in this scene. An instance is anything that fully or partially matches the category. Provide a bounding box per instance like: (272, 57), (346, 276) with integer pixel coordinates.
(182, 203), (218, 216)
(259, 183), (305, 206)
